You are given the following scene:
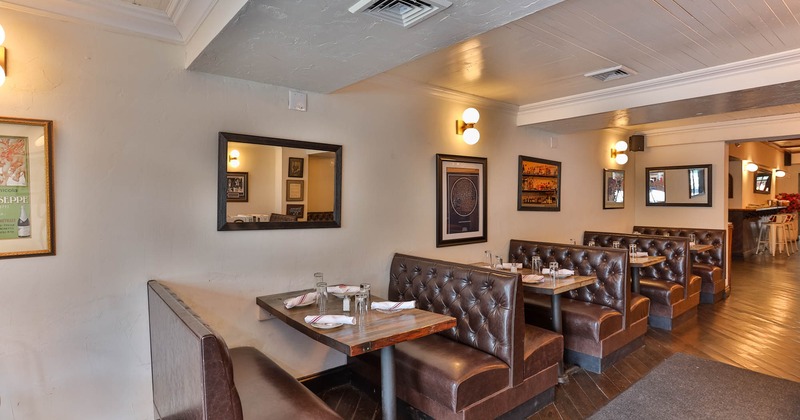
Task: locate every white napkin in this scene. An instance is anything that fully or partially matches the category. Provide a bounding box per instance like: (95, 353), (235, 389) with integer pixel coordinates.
(327, 284), (360, 294)
(304, 315), (356, 325)
(522, 274), (545, 283)
(283, 292), (317, 309)
(630, 251), (648, 258)
(542, 268), (575, 276)
(495, 262), (522, 269)
(371, 301), (415, 311)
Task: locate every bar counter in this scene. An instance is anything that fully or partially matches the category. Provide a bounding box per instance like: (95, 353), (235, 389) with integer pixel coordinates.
(728, 206), (786, 259)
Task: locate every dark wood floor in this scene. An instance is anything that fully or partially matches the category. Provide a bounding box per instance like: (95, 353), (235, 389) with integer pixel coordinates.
(315, 254), (800, 419)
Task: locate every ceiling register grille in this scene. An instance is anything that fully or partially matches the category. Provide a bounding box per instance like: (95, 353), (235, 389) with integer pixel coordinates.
(349, 0), (452, 28)
(584, 65), (637, 82)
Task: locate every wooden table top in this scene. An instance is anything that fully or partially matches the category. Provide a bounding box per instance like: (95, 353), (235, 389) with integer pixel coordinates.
(629, 255), (667, 267)
(521, 275), (597, 295)
(690, 243), (715, 253)
(256, 290), (456, 357)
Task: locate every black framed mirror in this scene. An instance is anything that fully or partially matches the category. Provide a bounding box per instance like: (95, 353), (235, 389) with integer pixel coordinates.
(646, 164), (712, 207)
(217, 132), (342, 230)
(753, 169), (771, 194)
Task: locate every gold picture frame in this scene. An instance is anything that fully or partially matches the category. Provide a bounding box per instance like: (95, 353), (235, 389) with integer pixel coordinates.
(0, 117), (55, 259)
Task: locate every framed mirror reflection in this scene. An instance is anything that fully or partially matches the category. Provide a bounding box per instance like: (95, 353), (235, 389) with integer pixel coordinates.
(217, 132), (342, 230)
(645, 164), (712, 207)
(603, 169), (625, 209)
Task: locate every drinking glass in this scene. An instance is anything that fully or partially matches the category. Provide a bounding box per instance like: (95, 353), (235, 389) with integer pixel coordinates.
(549, 261), (559, 281)
(495, 256), (503, 269)
(612, 241), (621, 248)
(629, 244), (637, 257)
(588, 240), (596, 247)
(359, 283), (371, 310)
(663, 232), (670, 237)
(354, 291), (368, 318)
(689, 233), (696, 244)
(484, 250), (493, 267)
(314, 272), (327, 314)
(531, 256), (542, 274)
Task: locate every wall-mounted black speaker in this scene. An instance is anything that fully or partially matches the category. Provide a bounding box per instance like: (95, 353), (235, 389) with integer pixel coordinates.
(785, 152), (792, 167)
(629, 135), (645, 152)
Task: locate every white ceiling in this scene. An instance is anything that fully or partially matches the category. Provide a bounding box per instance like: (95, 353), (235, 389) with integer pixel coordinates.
(5, 0), (800, 139)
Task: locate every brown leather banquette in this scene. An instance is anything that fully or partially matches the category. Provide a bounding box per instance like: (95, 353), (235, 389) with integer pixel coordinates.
(348, 253), (563, 420)
(582, 232), (700, 330)
(508, 240), (649, 374)
(633, 226), (729, 303)
(147, 280), (341, 420)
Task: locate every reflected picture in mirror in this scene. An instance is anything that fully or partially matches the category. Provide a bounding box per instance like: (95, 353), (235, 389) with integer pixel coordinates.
(217, 132), (342, 230)
(603, 169), (625, 209)
(646, 164), (712, 207)
(754, 169), (771, 194)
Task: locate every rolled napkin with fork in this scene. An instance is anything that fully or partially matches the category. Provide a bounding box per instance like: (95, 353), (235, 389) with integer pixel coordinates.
(541, 268), (575, 276)
(630, 251), (648, 258)
(371, 301), (416, 311)
(283, 291), (318, 309)
(304, 314), (356, 325)
(522, 274), (545, 283)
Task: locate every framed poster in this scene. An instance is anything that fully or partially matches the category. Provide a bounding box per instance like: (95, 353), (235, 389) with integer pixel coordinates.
(518, 155), (561, 211)
(436, 154), (487, 247)
(0, 117), (55, 259)
(286, 180), (304, 201)
(288, 157), (304, 178)
(286, 204), (304, 218)
(603, 169), (625, 209)
(226, 172), (248, 202)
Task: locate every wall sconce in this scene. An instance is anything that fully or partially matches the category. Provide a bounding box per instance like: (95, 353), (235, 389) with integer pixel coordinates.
(745, 162), (758, 172)
(610, 140), (628, 165)
(228, 149), (240, 168)
(775, 169), (786, 178)
(0, 24), (6, 86)
(456, 107), (480, 145)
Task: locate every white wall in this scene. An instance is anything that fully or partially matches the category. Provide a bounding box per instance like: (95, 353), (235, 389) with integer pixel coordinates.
(0, 10), (635, 420)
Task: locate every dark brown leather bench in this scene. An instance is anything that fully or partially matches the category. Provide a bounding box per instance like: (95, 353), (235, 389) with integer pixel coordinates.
(348, 253), (562, 420)
(147, 280), (341, 420)
(582, 232), (700, 330)
(508, 240), (649, 374)
(633, 226), (729, 303)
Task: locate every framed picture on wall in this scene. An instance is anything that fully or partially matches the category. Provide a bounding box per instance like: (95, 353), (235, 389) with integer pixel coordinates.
(286, 179), (304, 201)
(286, 204), (304, 218)
(603, 169), (625, 209)
(288, 157), (304, 178)
(436, 154), (487, 247)
(226, 172), (248, 202)
(518, 156), (561, 211)
(0, 117), (55, 259)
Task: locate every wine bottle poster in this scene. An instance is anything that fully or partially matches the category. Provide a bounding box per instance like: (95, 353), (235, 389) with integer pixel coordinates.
(0, 136), (31, 239)
(0, 117), (54, 259)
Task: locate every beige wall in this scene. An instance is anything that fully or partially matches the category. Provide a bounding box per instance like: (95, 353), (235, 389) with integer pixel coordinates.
(728, 141), (785, 205)
(308, 153), (334, 213)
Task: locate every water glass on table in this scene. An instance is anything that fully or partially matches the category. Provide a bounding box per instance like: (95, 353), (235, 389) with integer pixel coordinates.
(314, 272), (327, 314)
(354, 291), (368, 323)
(549, 262), (559, 281)
(629, 244), (637, 257)
(532, 256), (542, 274)
(359, 283), (371, 310)
(588, 240), (596, 247)
(612, 241), (621, 248)
(689, 233), (696, 244)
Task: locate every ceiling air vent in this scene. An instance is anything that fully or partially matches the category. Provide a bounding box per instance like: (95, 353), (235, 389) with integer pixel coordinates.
(349, 0), (452, 28)
(584, 65), (637, 82)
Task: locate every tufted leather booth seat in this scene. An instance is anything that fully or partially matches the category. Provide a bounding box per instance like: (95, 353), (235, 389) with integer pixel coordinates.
(348, 254), (562, 420)
(508, 240), (649, 374)
(582, 232), (701, 330)
(633, 226), (729, 303)
(147, 280), (341, 420)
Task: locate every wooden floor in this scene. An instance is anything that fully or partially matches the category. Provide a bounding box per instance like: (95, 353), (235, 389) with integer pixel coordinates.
(315, 254), (800, 419)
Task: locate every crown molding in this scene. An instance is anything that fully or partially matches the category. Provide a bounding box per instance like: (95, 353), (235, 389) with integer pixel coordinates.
(0, 0), (215, 44)
(368, 73), (520, 114)
(642, 113), (800, 147)
(517, 48), (800, 127)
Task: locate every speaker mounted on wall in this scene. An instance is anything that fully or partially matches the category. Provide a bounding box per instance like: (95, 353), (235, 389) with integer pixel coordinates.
(629, 135), (645, 152)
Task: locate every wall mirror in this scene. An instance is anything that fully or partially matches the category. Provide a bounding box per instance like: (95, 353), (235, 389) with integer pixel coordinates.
(753, 169), (771, 194)
(217, 132), (342, 230)
(646, 164), (712, 207)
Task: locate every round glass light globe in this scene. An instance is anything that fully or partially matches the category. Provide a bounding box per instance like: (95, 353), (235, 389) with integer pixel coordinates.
(615, 153), (629, 165)
(462, 108), (480, 124)
(615, 140), (628, 152)
(463, 128), (480, 145)
(776, 169), (786, 178)
(746, 162), (758, 172)
(229, 149), (240, 158)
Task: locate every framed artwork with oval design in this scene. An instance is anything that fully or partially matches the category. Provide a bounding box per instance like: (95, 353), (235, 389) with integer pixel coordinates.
(436, 154), (487, 247)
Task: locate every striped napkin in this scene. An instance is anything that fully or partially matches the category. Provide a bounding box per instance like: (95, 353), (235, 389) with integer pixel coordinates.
(304, 315), (356, 325)
(283, 292), (317, 309)
(371, 301), (415, 311)
(522, 274), (545, 283)
(327, 284), (360, 294)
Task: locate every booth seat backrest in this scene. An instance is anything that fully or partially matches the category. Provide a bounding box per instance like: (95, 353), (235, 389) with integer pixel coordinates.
(583, 232), (692, 289)
(148, 280), (243, 420)
(508, 240), (629, 323)
(388, 253), (523, 383)
(633, 226), (726, 278)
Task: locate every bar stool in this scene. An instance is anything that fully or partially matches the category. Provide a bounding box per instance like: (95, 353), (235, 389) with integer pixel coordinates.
(756, 214), (791, 256)
(785, 213), (799, 253)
